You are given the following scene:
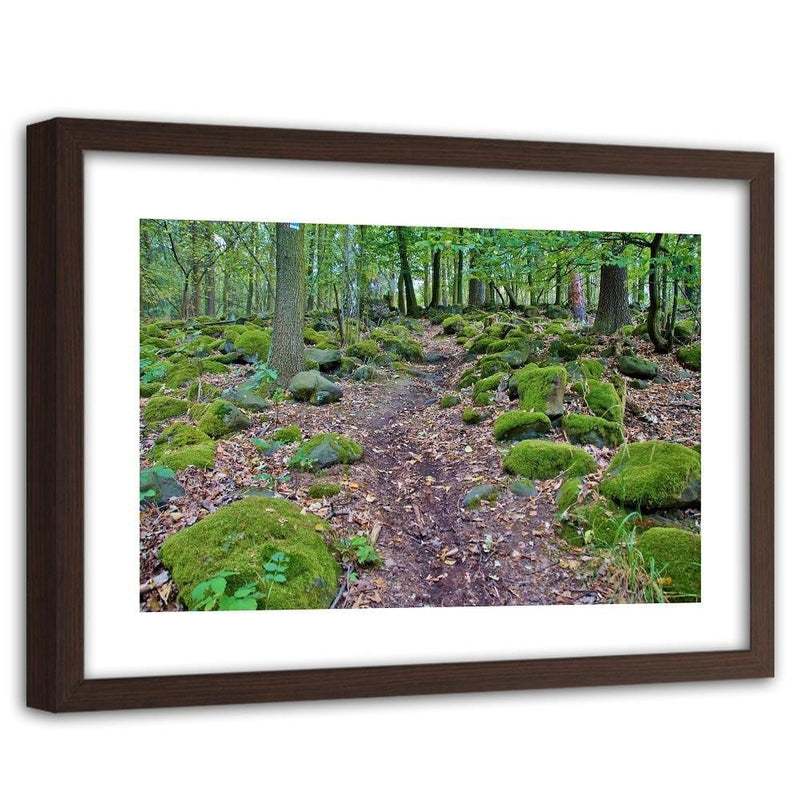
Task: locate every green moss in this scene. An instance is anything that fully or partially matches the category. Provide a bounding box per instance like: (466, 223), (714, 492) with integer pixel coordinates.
(233, 329), (272, 361)
(565, 358), (603, 383)
(179, 334), (220, 357)
(636, 527), (701, 600)
(164, 358), (200, 389)
(157, 442), (217, 471)
(493, 410), (551, 441)
(201, 358), (230, 375)
(562, 499), (634, 548)
(562, 413), (624, 448)
(550, 339), (588, 361)
(143, 395), (189, 425)
(466, 335), (498, 354)
(346, 339), (380, 361)
(189, 403), (209, 422)
(369, 327), (423, 361)
(150, 422), (214, 462)
(158, 496), (340, 610)
(441, 314), (465, 334)
(476, 356), (512, 379)
(556, 477), (582, 514)
(599, 441), (701, 510)
(222, 324), (248, 342)
(307, 482), (342, 499)
(503, 440), (597, 480)
(473, 391), (491, 406)
(515, 364), (567, 417)
(673, 319), (696, 343)
(141, 322), (165, 338)
(184, 379), (221, 402)
(582, 379), (624, 424)
(457, 367), (478, 389)
(197, 400), (251, 439)
(440, 394), (460, 409)
(677, 344), (701, 372)
(472, 372), (505, 396)
(273, 424), (302, 443)
(140, 383), (162, 398)
(461, 407), (484, 424)
(288, 433), (364, 472)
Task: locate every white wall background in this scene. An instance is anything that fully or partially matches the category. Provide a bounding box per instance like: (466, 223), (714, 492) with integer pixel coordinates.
(2, 2), (794, 797)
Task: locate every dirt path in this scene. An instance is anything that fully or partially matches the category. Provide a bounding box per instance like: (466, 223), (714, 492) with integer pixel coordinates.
(141, 320), (607, 610)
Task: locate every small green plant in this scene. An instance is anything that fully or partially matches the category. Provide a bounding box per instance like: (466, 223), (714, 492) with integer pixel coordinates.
(140, 464), (177, 505)
(337, 536), (383, 567)
(253, 471), (291, 490)
(190, 570), (264, 611)
(262, 551), (290, 605)
(141, 363), (167, 384)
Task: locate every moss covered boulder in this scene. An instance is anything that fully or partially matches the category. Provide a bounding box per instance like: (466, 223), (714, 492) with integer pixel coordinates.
(142, 395), (189, 425)
(163, 358), (200, 389)
(440, 394), (460, 409)
(503, 440), (596, 480)
(515, 365), (567, 418)
(562, 414), (624, 448)
(461, 407), (486, 424)
(493, 410), (551, 442)
(618, 355), (659, 379)
(233, 329), (271, 363)
(461, 484), (499, 509)
(370, 325), (424, 362)
(307, 482), (342, 499)
(637, 527), (701, 600)
(150, 422), (217, 470)
(555, 477), (582, 514)
(599, 441), (701, 510)
(287, 370), (343, 405)
(677, 344), (701, 372)
(441, 314), (465, 334)
(352, 364), (379, 382)
(273, 425), (302, 443)
(582, 379), (624, 424)
(304, 347), (342, 373)
(565, 358), (603, 384)
(140, 465), (184, 509)
(346, 339), (380, 361)
(221, 384), (269, 411)
(288, 433), (363, 472)
(158, 496), (340, 610)
(197, 400), (251, 439)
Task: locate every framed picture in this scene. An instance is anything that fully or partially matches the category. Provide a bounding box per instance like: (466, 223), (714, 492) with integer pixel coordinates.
(27, 117), (773, 712)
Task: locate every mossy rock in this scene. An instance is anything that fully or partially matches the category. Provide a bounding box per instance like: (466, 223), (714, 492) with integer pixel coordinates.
(273, 425), (302, 443)
(599, 441), (701, 510)
(562, 413), (624, 448)
(673, 319), (696, 344)
(461, 407), (486, 424)
(163, 358), (200, 389)
(158, 497), (340, 610)
(304, 347), (343, 373)
(561, 498), (634, 548)
(201, 358), (230, 375)
(476, 356), (512, 380)
(142, 395), (189, 425)
(157, 442), (217, 471)
(346, 339), (380, 361)
(150, 421), (213, 461)
(636, 527), (701, 600)
(503, 440), (596, 480)
(473, 391), (491, 407)
(493, 410), (551, 442)
(197, 400), (251, 439)
(370, 327), (424, 362)
(141, 322), (165, 338)
(472, 372), (505, 396)
(223, 324), (249, 343)
(287, 370), (343, 405)
(307, 482), (342, 499)
(179, 334), (220, 357)
(582, 379), (624, 424)
(288, 433), (363, 472)
(509, 478), (539, 498)
(555, 477), (582, 514)
(515, 364), (567, 418)
(618, 355), (659, 379)
(677, 344), (701, 372)
(221, 384), (269, 411)
(140, 382), (162, 398)
(140, 465), (184, 509)
(550, 339), (589, 361)
(441, 314), (465, 334)
(565, 358), (603, 383)
(461, 484), (499, 509)
(185, 379), (221, 402)
(440, 394), (460, 409)
(189, 403), (209, 422)
(352, 364), (379, 381)
(233, 329), (272, 363)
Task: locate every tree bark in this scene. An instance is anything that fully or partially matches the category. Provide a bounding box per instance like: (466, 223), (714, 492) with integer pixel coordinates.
(592, 264), (631, 333)
(456, 229), (464, 305)
(429, 248), (442, 308)
(395, 226), (418, 316)
(268, 223), (306, 385)
(646, 233), (671, 353)
(570, 272), (587, 323)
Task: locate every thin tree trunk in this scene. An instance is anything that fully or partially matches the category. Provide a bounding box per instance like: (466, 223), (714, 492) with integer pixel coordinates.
(395, 226), (418, 316)
(456, 230), (464, 305)
(429, 248), (442, 308)
(646, 233), (671, 353)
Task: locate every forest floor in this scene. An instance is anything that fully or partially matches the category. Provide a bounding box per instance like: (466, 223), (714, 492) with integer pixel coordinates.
(140, 319), (701, 611)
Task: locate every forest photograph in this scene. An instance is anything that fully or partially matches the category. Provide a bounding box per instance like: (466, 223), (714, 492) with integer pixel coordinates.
(139, 220), (701, 612)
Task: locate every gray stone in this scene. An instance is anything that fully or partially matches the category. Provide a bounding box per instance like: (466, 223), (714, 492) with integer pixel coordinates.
(140, 467), (184, 509)
(462, 484), (499, 509)
(288, 370), (343, 405)
(352, 364), (379, 381)
(509, 479), (539, 498)
(221, 385), (269, 411)
(618, 355), (659, 379)
(305, 347), (342, 373)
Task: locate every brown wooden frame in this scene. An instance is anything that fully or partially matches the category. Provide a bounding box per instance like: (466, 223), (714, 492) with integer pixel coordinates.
(26, 117), (774, 712)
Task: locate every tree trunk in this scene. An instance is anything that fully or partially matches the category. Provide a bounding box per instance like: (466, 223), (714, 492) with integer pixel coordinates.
(593, 264), (631, 333)
(456, 230), (464, 305)
(570, 272), (587, 323)
(268, 223), (306, 385)
(395, 226), (418, 316)
(646, 233), (671, 353)
(429, 248), (442, 308)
